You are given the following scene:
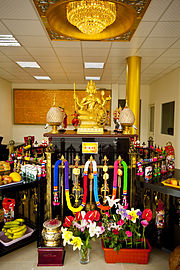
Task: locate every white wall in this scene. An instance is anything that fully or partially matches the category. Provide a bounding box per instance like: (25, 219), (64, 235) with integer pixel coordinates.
(149, 67), (180, 168)
(0, 78), (12, 144)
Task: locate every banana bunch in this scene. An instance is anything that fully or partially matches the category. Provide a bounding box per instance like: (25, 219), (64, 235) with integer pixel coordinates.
(2, 219), (27, 240)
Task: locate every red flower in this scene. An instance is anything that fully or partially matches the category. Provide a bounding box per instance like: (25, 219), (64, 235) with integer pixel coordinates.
(112, 229), (119, 235)
(117, 219), (124, 226)
(85, 211), (95, 222)
(64, 216), (74, 227)
(75, 212), (82, 221)
(142, 209), (152, 222)
(97, 221), (102, 227)
(94, 210), (100, 221)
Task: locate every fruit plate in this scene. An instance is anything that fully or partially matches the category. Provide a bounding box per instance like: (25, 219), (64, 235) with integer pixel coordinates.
(161, 179), (180, 189)
(0, 180), (24, 189)
(0, 226), (34, 246)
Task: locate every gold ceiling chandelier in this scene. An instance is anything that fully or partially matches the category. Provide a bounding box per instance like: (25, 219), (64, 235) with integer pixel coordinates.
(34, 0), (152, 41)
(66, 0), (116, 35)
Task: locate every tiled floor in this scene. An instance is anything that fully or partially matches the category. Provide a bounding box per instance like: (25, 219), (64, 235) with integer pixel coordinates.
(0, 240), (170, 270)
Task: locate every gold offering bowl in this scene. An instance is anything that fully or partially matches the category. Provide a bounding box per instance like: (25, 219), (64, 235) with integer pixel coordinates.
(42, 219), (61, 247)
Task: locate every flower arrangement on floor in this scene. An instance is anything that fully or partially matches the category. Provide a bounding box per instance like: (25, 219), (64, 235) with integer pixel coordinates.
(61, 210), (104, 264)
(101, 196), (152, 253)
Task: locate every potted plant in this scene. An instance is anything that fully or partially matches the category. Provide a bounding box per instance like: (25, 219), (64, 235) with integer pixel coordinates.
(101, 196), (152, 264)
(61, 209), (104, 264)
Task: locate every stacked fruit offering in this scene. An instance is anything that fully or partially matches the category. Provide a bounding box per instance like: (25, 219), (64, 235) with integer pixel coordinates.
(2, 219), (27, 240)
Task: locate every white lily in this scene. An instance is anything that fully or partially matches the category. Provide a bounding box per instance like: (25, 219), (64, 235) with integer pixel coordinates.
(87, 221), (101, 238)
(105, 195), (120, 208)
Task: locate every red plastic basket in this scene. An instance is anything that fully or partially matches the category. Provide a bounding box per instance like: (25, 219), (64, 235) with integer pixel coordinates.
(102, 239), (151, 264)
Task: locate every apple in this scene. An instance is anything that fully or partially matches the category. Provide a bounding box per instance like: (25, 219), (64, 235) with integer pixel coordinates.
(170, 179), (178, 186)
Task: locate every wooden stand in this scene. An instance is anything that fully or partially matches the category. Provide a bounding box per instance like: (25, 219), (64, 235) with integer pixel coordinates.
(37, 246), (64, 266)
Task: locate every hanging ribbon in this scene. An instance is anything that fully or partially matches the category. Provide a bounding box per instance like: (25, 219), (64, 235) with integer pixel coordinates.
(53, 159), (62, 206)
(65, 160), (89, 213)
(94, 160), (119, 211)
(94, 159), (128, 210)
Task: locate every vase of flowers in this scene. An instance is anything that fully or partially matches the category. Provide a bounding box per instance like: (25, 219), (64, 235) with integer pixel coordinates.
(101, 196), (152, 264)
(61, 210), (104, 264)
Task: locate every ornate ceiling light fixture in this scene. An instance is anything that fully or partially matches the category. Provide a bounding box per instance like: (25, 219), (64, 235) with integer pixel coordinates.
(66, 0), (116, 35)
(33, 0), (151, 41)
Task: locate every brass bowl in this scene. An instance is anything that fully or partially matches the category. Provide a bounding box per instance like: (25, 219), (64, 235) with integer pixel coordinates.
(42, 219), (62, 247)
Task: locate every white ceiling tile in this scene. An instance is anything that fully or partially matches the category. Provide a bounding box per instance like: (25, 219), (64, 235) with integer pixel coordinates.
(109, 48), (137, 57)
(136, 48), (166, 57)
(54, 47), (81, 57)
(23, 69), (48, 76)
(84, 56), (108, 62)
(8, 55), (35, 62)
(0, 0), (38, 20)
(16, 36), (51, 48)
(64, 65), (83, 73)
(160, 0), (180, 21)
(111, 38), (145, 49)
(141, 37), (178, 49)
(141, 55), (159, 63)
(162, 48), (180, 58)
(82, 41), (111, 49)
(0, 21), (11, 35)
(0, 46), (30, 56)
(149, 22), (180, 37)
(2, 19), (45, 36)
(34, 57), (59, 64)
(60, 56), (83, 64)
(171, 38), (180, 48)
(52, 41), (81, 48)
(153, 56), (179, 64)
(142, 0), (172, 21)
(26, 47), (56, 57)
(106, 56), (126, 64)
(0, 52), (11, 62)
(84, 70), (103, 76)
(133, 22), (156, 37)
(83, 48), (109, 57)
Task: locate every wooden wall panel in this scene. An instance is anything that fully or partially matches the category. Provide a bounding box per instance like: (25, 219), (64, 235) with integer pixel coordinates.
(14, 89), (111, 125)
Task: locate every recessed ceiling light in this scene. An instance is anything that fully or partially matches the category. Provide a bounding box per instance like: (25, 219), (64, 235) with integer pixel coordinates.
(16, 62), (40, 68)
(34, 76), (51, 80)
(85, 76), (101, 81)
(0, 35), (21, 46)
(84, 62), (104, 69)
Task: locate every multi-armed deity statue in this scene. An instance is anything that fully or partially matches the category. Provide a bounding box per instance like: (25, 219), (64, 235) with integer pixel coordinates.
(74, 80), (111, 134)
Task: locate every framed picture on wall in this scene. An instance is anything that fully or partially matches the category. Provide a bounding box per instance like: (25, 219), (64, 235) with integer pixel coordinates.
(149, 104), (155, 136)
(161, 101), (175, 136)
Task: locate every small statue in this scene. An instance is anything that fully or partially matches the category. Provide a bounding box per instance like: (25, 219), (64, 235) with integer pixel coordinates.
(71, 111), (79, 131)
(73, 80), (111, 134)
(113, 107), (122, 133)
(59, 107), (67, 131)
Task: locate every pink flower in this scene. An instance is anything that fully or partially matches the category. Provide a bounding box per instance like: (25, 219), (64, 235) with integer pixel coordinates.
(123, 203), (129, 210)
(125, 231), (132, 237)
(127, 215), (132, 220)
(117, 219), (124, 226)
(141, 219), (149, 227)
(100, 226), (105, 234)
(105, 212), (110, 217)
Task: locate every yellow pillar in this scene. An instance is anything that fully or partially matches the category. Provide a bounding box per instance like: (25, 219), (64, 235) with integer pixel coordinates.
(126, 56), (141, 137)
